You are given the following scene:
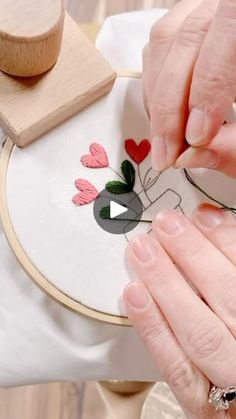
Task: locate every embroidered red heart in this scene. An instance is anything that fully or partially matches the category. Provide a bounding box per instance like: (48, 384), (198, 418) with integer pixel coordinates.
(73, 179), (99, 205)
(81, 143), (109, 168)
(125, 139), (151, 164)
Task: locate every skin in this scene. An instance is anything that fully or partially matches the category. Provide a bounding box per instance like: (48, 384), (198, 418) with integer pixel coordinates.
(123, 2), (236, 415)
(143, 0), (236, 177)
(123, 205), (236, 418)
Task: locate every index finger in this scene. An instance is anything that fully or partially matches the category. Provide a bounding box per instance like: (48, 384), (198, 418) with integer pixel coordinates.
(186, 0), (236, 147)
(127, 233), (236, 387)
(145, 0), (204, 104)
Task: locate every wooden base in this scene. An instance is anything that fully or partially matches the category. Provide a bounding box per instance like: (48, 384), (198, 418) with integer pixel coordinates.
(0, 13), (116, 147)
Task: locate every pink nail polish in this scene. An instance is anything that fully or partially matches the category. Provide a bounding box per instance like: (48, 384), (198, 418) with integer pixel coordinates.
(131, 235), (157, 262)
(124, 282), (150, 309)
(155, 210), (186, 235)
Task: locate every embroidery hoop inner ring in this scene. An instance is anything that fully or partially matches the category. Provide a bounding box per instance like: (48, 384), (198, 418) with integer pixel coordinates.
(0, 72), (142, 327)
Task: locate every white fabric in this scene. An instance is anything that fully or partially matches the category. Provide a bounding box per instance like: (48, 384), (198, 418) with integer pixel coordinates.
(0, 10), (163, 387)
(6, 75), (236, 320)
(7, 77), (149, 317)
(2, 9), (236, 388)
(96, 9), (167, 71)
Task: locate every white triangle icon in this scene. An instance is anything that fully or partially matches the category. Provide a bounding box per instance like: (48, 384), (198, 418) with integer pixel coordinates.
(110, 201), (128, 219)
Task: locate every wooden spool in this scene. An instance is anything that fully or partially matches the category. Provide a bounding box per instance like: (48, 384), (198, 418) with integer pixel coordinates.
(0, 0), (65, 77)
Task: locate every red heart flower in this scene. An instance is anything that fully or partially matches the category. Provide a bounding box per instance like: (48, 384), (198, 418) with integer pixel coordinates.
(125, 139), (151, 164)
(73, 179), (99, 205)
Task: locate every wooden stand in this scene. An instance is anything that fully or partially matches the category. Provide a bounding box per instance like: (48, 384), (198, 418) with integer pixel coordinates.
(0, 4), (116, 146)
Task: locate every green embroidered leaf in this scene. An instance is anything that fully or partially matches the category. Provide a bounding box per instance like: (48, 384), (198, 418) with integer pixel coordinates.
(105, 181), (132, 194)
(99, 205), (110, 219)
(121, 160), (135, 190)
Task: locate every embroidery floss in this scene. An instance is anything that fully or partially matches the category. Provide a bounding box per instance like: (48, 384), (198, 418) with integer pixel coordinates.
(73, 179), (99, 205)
(125, 138), (151, 164)
(184, 169), (236, 214)
(81, 143), (109, 168)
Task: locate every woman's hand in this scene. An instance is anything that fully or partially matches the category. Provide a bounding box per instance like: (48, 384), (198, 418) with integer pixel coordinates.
(144, 0), (236, 177)
(123, 205), (236, 418)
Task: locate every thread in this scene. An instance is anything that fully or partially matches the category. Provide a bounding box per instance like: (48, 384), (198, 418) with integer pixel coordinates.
(73, 179), (99, 205)
(81, 143), (109, 168)
(125, 139), (151, 164)
(184, 169), (236, 214)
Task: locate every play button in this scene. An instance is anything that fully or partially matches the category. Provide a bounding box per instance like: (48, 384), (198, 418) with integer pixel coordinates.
(93, 189), (143, 235)
(110, 201), (128, 219)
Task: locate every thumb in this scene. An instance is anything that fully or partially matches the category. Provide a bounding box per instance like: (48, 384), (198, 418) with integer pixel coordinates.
(186, 0), (236, 147)
(175, 122), (236, 177)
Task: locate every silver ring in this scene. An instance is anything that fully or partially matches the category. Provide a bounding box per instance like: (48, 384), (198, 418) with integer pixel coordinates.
(209, 385), (236, 411)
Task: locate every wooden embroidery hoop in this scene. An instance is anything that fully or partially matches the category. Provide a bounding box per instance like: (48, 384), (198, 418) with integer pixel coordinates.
(0, 70), (142, 327)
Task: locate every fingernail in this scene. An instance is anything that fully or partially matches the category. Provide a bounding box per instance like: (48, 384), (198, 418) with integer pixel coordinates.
(152, 136), (178, 171)
(186, 108), (206, 145)
(194, 205), (226, 228)
(155, 210), (186, 235)
(152, 136), (167, 171)
(131, 235), (157, 262)
(175, 147), (219, 169)
(124, 282), (150, 309)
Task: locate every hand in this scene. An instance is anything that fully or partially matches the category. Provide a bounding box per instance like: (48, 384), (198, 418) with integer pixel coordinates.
(123, 205), (236, 418)
(144, 0), (236, 177)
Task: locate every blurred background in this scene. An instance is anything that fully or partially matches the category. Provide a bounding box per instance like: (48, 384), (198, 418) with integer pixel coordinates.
(0, 1), (180, 418)
(65, 0), (178, 23)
